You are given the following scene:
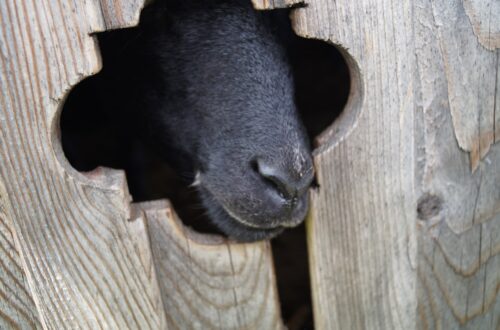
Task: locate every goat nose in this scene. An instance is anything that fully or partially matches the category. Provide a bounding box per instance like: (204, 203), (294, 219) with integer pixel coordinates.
(254, 158), (313, 200)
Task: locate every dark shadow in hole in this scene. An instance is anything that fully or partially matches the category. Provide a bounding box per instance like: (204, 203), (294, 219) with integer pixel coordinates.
(60, 2), (349, 328)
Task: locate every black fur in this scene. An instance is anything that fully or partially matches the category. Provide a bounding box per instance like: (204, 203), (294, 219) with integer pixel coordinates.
(63, 0), (314, 242)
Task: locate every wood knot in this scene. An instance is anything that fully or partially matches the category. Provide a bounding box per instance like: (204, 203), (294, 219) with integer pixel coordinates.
(417, 193), (443, 220)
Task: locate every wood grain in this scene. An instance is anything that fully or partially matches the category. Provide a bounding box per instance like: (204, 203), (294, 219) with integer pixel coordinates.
(93, 0), (145, 31)
(0, 0), (167, 328)
(463, 0), (500, 51)
(286, 0), (500, 328)
(414, 1), (500, 327)
(428, 0), (499, 170)
(137, 200), (284, 330)
(0, 179), (41, 329)
(251, 0), (302, 10)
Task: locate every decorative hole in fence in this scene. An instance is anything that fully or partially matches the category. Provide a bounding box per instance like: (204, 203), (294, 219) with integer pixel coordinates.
(59, 2), (351, 328)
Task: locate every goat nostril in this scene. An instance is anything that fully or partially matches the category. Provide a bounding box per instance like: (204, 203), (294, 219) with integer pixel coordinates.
(254, 158), (311, 200)
(250, 159), (260, 174)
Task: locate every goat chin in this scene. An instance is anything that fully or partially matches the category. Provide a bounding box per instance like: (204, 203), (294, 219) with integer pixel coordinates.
(194, 177), (309, 242)
(201, 194), (286, 242)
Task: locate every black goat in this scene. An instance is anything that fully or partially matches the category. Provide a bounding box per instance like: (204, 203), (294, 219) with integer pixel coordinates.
(62, 0), (314, 242)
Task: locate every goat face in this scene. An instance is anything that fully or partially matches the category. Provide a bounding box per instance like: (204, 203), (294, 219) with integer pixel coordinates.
(191, 64), (314, 241)
(146, 2), (314, 241)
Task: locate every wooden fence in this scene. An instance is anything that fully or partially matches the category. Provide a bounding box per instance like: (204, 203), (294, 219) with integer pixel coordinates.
(0, 0), (498, 328)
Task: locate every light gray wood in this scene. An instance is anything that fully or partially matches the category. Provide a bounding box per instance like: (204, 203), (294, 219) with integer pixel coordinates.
(426, 0), (499, 171)
(414, 1), (500, 327)
(94, 0), (146, 31)
(137, 200), (284, 330)
(0, 0), (166, 328)
(0, 180), (41, 329)
(251, 0), (302, 10)
(261, 0), (500, 328)
(463, 0), (500, 51)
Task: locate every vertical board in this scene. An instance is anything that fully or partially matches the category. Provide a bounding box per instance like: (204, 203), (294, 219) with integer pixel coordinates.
(0, 0), (148, 328)
(0, 0), (169, 326)
(413, 1), (499, 328)
(136, 201), (283, 329)
(301, 1), (419, 327)
(255, 0), (500, 328)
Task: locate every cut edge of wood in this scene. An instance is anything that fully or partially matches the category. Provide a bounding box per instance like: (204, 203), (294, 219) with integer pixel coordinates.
(251, 0), (305, 10)
(133, 199), (286, 250)
(285, 6), (364, 157)
(132, 200), (238, 246)
(47, 0), (151, 201)
(313, 45), (364, 156)
(89, 0), (148, 33)
(304, 190), (321, 329)
(50, 105), (133, 197)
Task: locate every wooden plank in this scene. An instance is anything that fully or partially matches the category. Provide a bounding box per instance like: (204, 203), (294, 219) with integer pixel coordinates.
(251, 0), (302, 10)
(287, 0), (500, 328)
(92, 0), (146, 31)
(463, 0), (500, 51)
(414, 1), (500, 327)
(137, 200), (284, 330)
(427, 0), (499, 170)
(0, 179), (41, 329)
(0, 0), (169, 328)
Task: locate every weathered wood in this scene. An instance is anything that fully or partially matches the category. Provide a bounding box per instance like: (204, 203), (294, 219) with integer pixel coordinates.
(251, 0), (302, 10)
(284, 0), (500, 329)
(0, 0), (164, 328)
(0, 180), (41, 329)
(463, 0), (500, 51)
(414, 1), (500, 327)
(425, 0), (499, 170)
(94, 0), (145, 31)
(136, 201), (283, 329)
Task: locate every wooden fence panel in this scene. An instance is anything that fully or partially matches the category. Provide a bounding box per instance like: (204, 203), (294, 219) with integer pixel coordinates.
(257, 0), (500, 328)
(0, 0), (168, 326)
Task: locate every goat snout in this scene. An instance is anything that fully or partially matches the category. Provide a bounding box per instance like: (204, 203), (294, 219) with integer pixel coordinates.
(252, 158), (314, 223)
(253, 157), (314, 204)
